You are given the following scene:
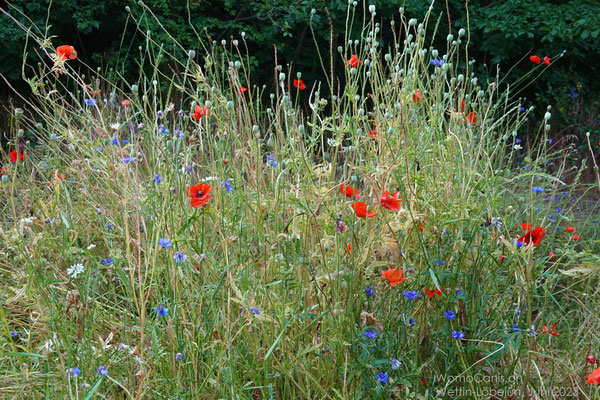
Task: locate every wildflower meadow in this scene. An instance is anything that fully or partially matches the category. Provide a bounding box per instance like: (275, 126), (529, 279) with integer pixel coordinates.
(1, 2), (599, 399)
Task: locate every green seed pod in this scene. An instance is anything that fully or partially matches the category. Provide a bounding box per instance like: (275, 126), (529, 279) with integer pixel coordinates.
(408, 18), (417, 26)
(131, 84), (138, 93)
(350, 68), (357, 75)
(447, 34), (454, 42)
(1, 175), (8, 184)
(387, 127), (394, 134)
(234, 61), (241, 69)
(458, 28), (466, 37)
(279, 73), (285, 81)
(351, 175), (357, 182)
(14, 108), (23, 119)
(298, 125), (305, 132)
(227, 101), (234, 110)
(253, 125), (259, 132)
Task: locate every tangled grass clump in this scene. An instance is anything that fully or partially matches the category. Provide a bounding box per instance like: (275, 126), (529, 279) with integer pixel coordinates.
(1, 2), (599, 399)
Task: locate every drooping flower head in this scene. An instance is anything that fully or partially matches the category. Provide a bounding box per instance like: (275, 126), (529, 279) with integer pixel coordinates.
(57, 45), (77, 60)
(425, 287), (443, 298)
(543, 56), (551, 66)
(186, 183), (213, 208)
(529, 55), (541, 64)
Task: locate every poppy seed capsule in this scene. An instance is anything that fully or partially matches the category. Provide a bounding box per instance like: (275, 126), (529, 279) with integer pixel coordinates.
(369, 4), (375, 13)
(1, 175), (8, 184)
(459, 28), (466, 37)
(226, 101), (234, 110)
(252, 125), (259, 132)
(544, 112), (551, 120)
(131, 84), (138, 93)
(408, 18), (417, 26)
(279, 73), (285, 81)
(234, 61), (241, 68)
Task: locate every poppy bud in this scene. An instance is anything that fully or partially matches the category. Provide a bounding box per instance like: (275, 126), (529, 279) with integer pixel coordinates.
(282, 95), (289, 102)
(545, 124), (550, 131)
(447, 34), (454, 42)
(234, 61), (241, 68)
(408, 18), (417, 26)
(278, 73), (285, 81)
(252, 125), (259, 133)
(51, 133), (57, 141)
(544, 112), (551, 120)
(459, 28), (466, 37)
(298, 125), (305, 132)
(14, 108), (23, 119)
(1, 175), (8, 184)
(131, 84), (138, 93)
(221, 40), (226, 46)
(350, 68), (357, 75)
(166, 140), (172, 147)
(385, 53), (392, 62)
(457, 74), (464, 82)
(233, 40), (238, 46)
(399, 7), (404, 13)
(369, 4), (375, 13)
(226, 101), (234, 110)
(241, 32), (246, 38)
(432, 49), (438, 57)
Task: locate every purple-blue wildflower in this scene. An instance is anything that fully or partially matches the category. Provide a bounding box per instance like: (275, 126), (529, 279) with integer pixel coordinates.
(97, 365), (108, 376)
(174, 250), (186, 263)
(365, 286), (375, 296)
(376, 372), (389, 384)
(153, 305), (169, 317)
(363, 330), (378, 339)
(266, 155), (278, 167)
(220, 179), (233, 192)
(70, 367), (81, 377)
(159, 238), (172, 248)
(250, 306), (261, 315)
(403, 291), (419, 300)
(451, 330), (465, 339)
(100, 258), (113, 265)
(444, 311), (456, 320)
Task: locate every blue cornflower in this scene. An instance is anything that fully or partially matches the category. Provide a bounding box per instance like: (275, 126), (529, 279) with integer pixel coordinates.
(111, 137), (119, 145)
(185, 165), (193, 174)
(430, 59), (444, 66)
(121, 156), (136, 163)
(363, 330), (378, 339)
(101, 258), (113, 265)
(375, 372), (388, 384)
(174, 129), (184, 139)
(451, 330), (465, 339)
(549, 138), (553, 144)
(159, 124), (169, 135)
(85, 98), (96, 106)
(557, 207), (561, 214)
(153, 305), (169, 317)
(408, 317), (417, 326)
(96, 146), (103, 152)
(516, 240), (523, 248)
(159, 238), (172, 248)
(250, 306), (261, 315)
(390, 358), (401, 370)
(444, 311), (456, 320)
(515, 138), (522, 143)
(220, 178), (233, 192)
(365, 286), (375, 296)
(174, 250), (186, 263)
(556, 227), (561, 232)
(532, 186), (544, 193)
(266, 155), (278, 167)
(511, 324), (522, 332)
(175, 352), (184, 361)
(122, 139), (130, 144)
(70, 367), (81, 377)
(519, 106), (525, 112)
(10, 331), (18, 338)
(403, 290), (419, 300)
(97, 365), (108, 376)
(153, 174), (162, 184)
(106, 224), (115, 230)
(434, 259), (445, 266)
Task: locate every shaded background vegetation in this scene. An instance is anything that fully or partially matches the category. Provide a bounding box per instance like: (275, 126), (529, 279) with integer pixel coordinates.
(1, 0), (599, 150)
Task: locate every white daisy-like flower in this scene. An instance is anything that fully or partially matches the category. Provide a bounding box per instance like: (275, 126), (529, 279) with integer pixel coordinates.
(110, 122), (120, 130)
(67, 263), (84, 278)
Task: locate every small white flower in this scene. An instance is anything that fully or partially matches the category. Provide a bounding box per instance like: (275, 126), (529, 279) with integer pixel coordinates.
(86, 244), (96, 250)
(513, 144), (522, 150)
(67, 263), (84, 279)
(110, 123), (120, 130)
(201, 176), (219, 182)
(491, 217), (502, 228)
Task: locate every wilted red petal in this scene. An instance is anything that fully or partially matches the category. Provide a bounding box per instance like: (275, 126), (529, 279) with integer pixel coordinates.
(543, 56), (551, 65)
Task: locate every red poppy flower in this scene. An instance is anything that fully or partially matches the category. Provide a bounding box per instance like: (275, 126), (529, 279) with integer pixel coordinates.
(572, 234), (580, 241)
(345, 243), (352, 254)
(380, 190), (402, 212)
(587, 367), (600, 384)
(425, 287), (443, 298)
(236, 86), (247, 93)
(466, 112), (477, 125)
(543, 56), (551, 66)
(191, 105), (209, 121)
(381, 268), (406, 287)
(529, 55), (541, 64)
(413, 89), (422, 103)
(293, 79), (306, 90)
(548, 251), (554, 259)
(566, 226), (575, 233)
(186, 183), (213, 207)
(121, 99), (130, 106)
(421, 378), (428, 386)
(368, 130), (377, 137)
(352, 201), (377, 218)
(340, 183), (360, 198)
(10, 150), (25, 163)
(419, 224), (424, 232)
(519, 221), (532, 231)
(587, 355), (597, 365)
(57, 45), (77, 60)
(518, 226), (546, 246)
(347, 54), (363, 68)
(539, 325), (548, 334)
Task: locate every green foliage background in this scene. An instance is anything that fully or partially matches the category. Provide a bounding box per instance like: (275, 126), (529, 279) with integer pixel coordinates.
(1, 0), (599, 134)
